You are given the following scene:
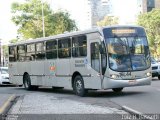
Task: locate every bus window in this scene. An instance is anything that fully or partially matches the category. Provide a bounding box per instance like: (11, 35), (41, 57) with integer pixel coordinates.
(36, 42), (45, 60)
(9, 46), (17, 62)
(26, 44), (35, 61)
(72, 35), (87, 57)
(58, 38), (71, 58)
(17, 45), (26, 62)
(46, 40), (57, 59)
(91, 42), (100, 72)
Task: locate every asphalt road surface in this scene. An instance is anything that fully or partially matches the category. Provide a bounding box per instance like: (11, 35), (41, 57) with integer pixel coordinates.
(0, 78), (160, 119)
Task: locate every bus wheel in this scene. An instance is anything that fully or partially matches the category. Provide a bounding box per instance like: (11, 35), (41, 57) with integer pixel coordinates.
(23, 74), (33, 90)
(158, 75), (160, 80)
(112, 88), (123, 93)
(73, 75), (87, 97)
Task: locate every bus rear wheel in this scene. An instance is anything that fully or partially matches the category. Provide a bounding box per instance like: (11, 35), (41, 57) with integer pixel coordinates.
(112, 88), (123, 93)
(158, 75), (160, 80)
(23, 74), (38, 90)
(73, 75), (87, 97)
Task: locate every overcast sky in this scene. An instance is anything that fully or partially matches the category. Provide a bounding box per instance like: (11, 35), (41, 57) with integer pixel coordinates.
(0, 0), (87, 44)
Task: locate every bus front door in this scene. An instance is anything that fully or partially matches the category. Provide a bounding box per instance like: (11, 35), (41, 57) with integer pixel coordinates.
(89, 40), (103, 89)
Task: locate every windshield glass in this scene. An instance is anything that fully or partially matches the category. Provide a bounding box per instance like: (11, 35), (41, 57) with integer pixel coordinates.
(151, 57), (157, 64)
(107, 37), (150, 72)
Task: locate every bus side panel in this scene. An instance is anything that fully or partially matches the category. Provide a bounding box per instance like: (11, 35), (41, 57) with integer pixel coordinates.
(56, 59), (72, 89)
(24, 61), (37, 85)
(44, 60), (57, 87)
(9, 62), (20, 85)
(30, 61), (44, 85)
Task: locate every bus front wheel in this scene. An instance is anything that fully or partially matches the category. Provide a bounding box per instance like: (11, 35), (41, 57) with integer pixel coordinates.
(73, 75), (87, 97)
(112, 88), (123, 93)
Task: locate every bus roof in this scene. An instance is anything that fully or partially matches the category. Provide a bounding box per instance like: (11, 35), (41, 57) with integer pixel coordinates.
(8, 25), (144, 46)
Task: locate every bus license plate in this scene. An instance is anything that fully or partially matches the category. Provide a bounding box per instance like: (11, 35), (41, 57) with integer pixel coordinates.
(128, 80), (136, 85)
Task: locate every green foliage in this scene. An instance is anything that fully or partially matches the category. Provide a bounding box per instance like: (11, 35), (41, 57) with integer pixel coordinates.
(137, 9), (160, 57)
(11, 0), (77, 39)
(97, 16), (119, 27)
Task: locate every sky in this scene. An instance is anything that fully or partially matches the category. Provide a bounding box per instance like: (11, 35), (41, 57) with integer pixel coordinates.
(112, 0), (138, 24)
(0, 0), (19, 44)
(0, 0), (88, 45)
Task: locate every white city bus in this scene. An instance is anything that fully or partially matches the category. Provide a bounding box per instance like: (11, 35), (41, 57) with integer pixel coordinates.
(9, 26), (151, 96)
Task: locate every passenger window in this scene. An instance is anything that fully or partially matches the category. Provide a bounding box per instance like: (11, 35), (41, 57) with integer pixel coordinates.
(72, 35), (87, 57)
(36, 42), (45, 60)
(9, 46), (17, 62)
(17, 45), (26, 62)
(46, 40), (57, 59)
(58, 38), (71, 58)
(91, 42), (100, 72)
(26, 44), (35, 61)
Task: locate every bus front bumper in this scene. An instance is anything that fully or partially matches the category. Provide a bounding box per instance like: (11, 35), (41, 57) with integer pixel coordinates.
(102, 76), (152, 89)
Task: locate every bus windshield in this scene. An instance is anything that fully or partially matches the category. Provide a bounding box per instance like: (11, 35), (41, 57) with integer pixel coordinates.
(106, 36), (150, 72)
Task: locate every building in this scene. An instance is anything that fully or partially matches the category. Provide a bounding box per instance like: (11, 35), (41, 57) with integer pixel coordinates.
(86, 0), (160, 28)
(87, 0), (112, 27)
(139, 0), (160, 13)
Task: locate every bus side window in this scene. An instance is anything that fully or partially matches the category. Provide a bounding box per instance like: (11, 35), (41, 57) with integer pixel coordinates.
(9, 46), (17, 62)
(17, 45), (26, 62)
(72, 35), (87, 57)
(36, 42), (45, 60)
(91, 42), (100, 73)
(26, 44), (35, 61)
(46, 40), (57, 59)
(58, 38), (71, 58)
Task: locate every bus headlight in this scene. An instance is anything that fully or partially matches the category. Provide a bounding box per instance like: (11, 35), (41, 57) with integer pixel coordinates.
(110, 74), (118, 79)
(146, 72), (151, 77)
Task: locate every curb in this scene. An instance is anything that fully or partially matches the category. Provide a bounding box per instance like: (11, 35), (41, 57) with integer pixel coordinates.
(122, 106), (158, 120)
(0, 95), (17, 115)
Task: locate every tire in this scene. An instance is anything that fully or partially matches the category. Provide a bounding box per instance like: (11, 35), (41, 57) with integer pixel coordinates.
(112, 88), (123, 93)
(18, 85), (23, 87)
(23, 74), (34, 90)
(73, 75), (87, 97)
(158, 75), (160, 80)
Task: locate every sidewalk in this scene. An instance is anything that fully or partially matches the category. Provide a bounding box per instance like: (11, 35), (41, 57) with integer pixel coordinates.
(0, 94), (16, 114)
(9, 93), (128, 114)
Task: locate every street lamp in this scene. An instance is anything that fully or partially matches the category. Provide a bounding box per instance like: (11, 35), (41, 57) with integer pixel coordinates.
(41, 0), (45, 37)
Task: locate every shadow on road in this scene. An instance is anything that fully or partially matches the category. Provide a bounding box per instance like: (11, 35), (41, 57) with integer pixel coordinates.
(15, 86), (147, 99)
(0, 84), (17, 87)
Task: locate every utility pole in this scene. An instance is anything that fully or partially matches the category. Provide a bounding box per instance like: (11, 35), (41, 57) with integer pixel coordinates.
(42, 0), (45, 37)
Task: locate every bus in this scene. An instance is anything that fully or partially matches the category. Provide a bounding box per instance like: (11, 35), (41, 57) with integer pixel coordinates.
(8, 25), (151, 96)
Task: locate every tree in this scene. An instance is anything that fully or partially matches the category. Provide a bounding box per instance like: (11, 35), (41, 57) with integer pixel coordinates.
(137, 9), (160, 58)
(97, 16), (119, 27)
(11, 0), (77, 39)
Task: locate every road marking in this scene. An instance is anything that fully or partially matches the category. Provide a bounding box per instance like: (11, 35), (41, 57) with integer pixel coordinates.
(0, 95), (16, 114)
(122, 106), (142, 115)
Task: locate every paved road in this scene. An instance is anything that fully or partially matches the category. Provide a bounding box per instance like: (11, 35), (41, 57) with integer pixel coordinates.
(0, 78), (160, 119)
